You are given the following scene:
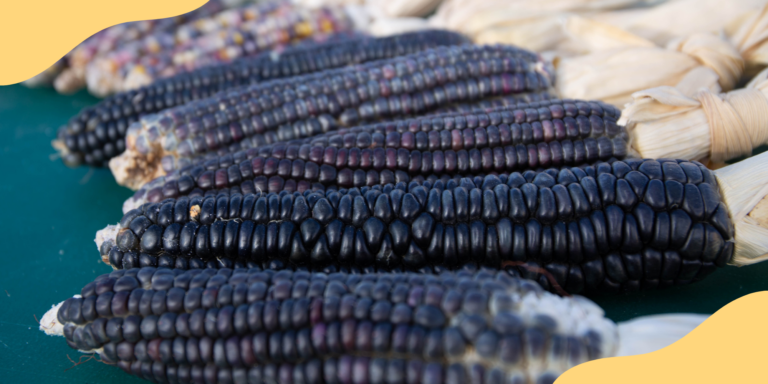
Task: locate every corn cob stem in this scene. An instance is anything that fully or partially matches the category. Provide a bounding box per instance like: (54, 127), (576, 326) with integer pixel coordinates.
(55, 30), (470, 168)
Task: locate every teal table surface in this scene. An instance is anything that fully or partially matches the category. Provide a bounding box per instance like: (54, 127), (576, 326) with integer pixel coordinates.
(1, 83), (767, 384)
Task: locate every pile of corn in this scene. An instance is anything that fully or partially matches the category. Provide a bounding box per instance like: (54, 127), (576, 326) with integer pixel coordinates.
(34, 1), (768, 383)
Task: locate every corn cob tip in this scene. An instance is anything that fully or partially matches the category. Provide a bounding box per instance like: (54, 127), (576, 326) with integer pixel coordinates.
(123, 194), (145, 214)
(109, 145), (166, 191)
(53, 68), (86, 95)
(95, 224), (121, 265)
(122, 69), (154, 92)
(40, 299), (70, 337)
(51, 138), (84, 168)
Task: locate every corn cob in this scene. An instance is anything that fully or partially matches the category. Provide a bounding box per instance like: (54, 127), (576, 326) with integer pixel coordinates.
(96, 156), (734, 294)
(170, 94), (606, 173)
(41, 268), (622, 384)
(122, 99), (627, 207)
(81, 1), (289, 96)
(122, 90), (556, 178)
(54, 30), (470, 169)
(86, 2), (354, 97)
(118, 6), (355, 92)
(108, 46), (554, 189)
(49, 0), (238, 93)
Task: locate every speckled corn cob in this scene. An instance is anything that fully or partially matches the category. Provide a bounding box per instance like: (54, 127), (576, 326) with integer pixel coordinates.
(124, 99), (627, 207)
(50, 0), (236, 93)
(54, 30), (470, 168)
(98, 158), (734, 294)
(120, 7), (355, 91)
(43, 268), (616, 384)
(86, 2), (354, 97)
(110, 47), (554, 190)
(83, 1), (289, 96)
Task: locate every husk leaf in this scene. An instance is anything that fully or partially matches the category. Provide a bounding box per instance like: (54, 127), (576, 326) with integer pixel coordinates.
(623, 67), (768, 163)
(554, 25), (743, 106)
(714, 151), (768, 266)
(590, 0), (766, 46)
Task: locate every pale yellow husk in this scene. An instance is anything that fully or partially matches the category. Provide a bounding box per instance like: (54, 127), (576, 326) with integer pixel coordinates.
(430, 0), (655, 53)
(728, 2), (768, 77)
(590, 0), (766, 46)
(370, 0), (443, 17)
(430, 0), (650, 35)
(714, 151), (768, 266)
(368, 16), (432, 36)
(554, 25), (743, 107)
(622, 67), (768, 163)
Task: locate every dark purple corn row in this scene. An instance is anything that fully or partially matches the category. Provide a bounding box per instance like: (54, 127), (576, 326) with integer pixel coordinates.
(56, 268), (609, 384)
(56, 30), (471, 167)
(153, 135), (625, 198)
(161, 90), (557, 169)
(111, 169), (614, 274)
(132, 99), (625, 204)
(107, 159), (734, 293)
(169, 98), (620, 172)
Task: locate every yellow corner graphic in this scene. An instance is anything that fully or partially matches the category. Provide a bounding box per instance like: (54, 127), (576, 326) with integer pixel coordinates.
(0, 0), (208, 85)
(558, 291), (768, 383)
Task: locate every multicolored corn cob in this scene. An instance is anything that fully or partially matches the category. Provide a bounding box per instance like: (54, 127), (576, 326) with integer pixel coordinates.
(97, 157), (733, 294)
(41, 268), (621, 384)
(86, 2), (354, 97)
(109, 44), (555, 188)
(54, 30), (471, 169)
(46, 0), (238, 93)
(122, 99), (626, 207)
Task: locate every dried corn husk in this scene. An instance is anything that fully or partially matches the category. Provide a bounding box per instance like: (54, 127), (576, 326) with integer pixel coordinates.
(337, 2), (434, 37)
(622, 67), (768, 166)
(368, 16), (432, 36)
(431, 0), (649, 33)
(295, 0), (364, 7)
(430, 0), (654, 52)
(555, 20), (744, 106)
(592, 0), (767, 47)
(371, 0), (443, 18)
(729, 2), (768, 77)
(713, 150), (768, 266)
